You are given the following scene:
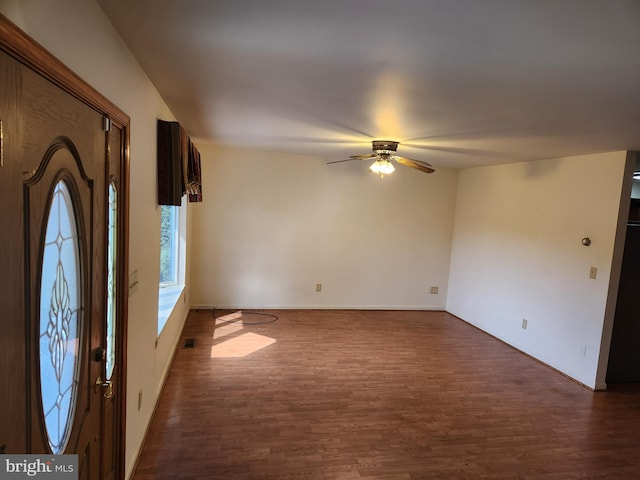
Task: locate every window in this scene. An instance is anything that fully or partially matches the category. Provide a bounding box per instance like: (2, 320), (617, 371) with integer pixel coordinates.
(158, 204), (185, 334)
(39, 180), (81, 454)
(159, 205), (178, 285)
(106, 181), (117, 379)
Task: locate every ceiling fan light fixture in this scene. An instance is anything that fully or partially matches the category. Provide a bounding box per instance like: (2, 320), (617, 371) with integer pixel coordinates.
(369, 157), (395, 177)
(326, 139), (434, 175)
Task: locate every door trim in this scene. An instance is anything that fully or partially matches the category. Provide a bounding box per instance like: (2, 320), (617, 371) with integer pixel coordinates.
(0, 14), (129, 128)
(0, 13), (130, 479)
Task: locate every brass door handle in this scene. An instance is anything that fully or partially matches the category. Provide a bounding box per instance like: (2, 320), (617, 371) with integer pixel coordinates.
(96, 377), (113, 399)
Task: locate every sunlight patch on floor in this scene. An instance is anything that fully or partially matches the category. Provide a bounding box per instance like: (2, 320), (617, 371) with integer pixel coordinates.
(211, 332), (276, 358)
(213, 321), (244, 340)
(213, 311), (246, 340)
(217, 311), (243, 322)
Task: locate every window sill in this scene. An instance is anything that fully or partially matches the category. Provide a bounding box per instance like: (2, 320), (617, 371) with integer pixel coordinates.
(158, 284), (184, 335)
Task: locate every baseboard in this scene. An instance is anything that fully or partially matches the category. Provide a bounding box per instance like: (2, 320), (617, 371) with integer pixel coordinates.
(190, 304), (445, 311)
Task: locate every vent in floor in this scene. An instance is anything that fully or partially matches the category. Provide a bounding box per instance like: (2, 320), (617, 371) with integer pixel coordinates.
(182, 338), (197, 349)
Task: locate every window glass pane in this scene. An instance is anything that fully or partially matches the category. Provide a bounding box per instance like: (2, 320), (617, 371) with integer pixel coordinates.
(39, 180), (81, 454)
(106, 182), (117, 380)
(159, 205), (177, 284)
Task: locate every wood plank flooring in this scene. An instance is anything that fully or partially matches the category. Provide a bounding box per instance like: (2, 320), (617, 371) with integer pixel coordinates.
(132, 309), (640, 479)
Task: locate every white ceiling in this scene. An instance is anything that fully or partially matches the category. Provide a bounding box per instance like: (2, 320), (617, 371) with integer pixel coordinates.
(98, 0), (640, 169)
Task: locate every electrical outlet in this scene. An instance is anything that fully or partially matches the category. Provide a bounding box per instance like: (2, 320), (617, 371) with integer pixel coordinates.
(430, 286), (439, 294)
(138, 390), (143, 411)
(316, 283), (322, 292)
(589, 267), (597, 279)
(522, 319), (528, 330)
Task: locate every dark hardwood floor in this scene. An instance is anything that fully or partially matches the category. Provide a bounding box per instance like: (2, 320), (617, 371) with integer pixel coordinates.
(132, 309), (640, 479)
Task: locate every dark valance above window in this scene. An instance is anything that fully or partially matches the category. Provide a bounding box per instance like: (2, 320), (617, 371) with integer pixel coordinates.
(157, 119), (202, 205)
(187, 138), (202, 202)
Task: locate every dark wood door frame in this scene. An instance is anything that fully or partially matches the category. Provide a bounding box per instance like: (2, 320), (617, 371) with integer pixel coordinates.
(0, 13), (130, 479)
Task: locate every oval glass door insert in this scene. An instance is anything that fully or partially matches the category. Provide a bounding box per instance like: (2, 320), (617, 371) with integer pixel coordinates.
(39, 180), (82, 454)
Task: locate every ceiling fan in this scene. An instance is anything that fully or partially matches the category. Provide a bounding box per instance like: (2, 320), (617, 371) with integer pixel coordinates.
(327, 140), (435, 178)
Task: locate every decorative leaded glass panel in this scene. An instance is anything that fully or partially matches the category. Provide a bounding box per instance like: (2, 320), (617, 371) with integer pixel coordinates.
(106, 181), (117, 380)
(39, 180), (81, 454)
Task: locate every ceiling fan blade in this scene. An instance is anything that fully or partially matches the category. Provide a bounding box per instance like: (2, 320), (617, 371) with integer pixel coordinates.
(327, 154), (376, 164)
(326, 158), (362, 164)
(394, 156), (435, 174)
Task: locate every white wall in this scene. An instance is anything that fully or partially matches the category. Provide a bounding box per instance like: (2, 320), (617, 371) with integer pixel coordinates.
(0, 1), (192, 477)
(447, 152), (629, 389)
(190, 143), (459, 310)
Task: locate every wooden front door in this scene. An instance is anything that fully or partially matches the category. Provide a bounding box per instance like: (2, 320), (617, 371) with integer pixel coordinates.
(0, 16), (128, 480)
